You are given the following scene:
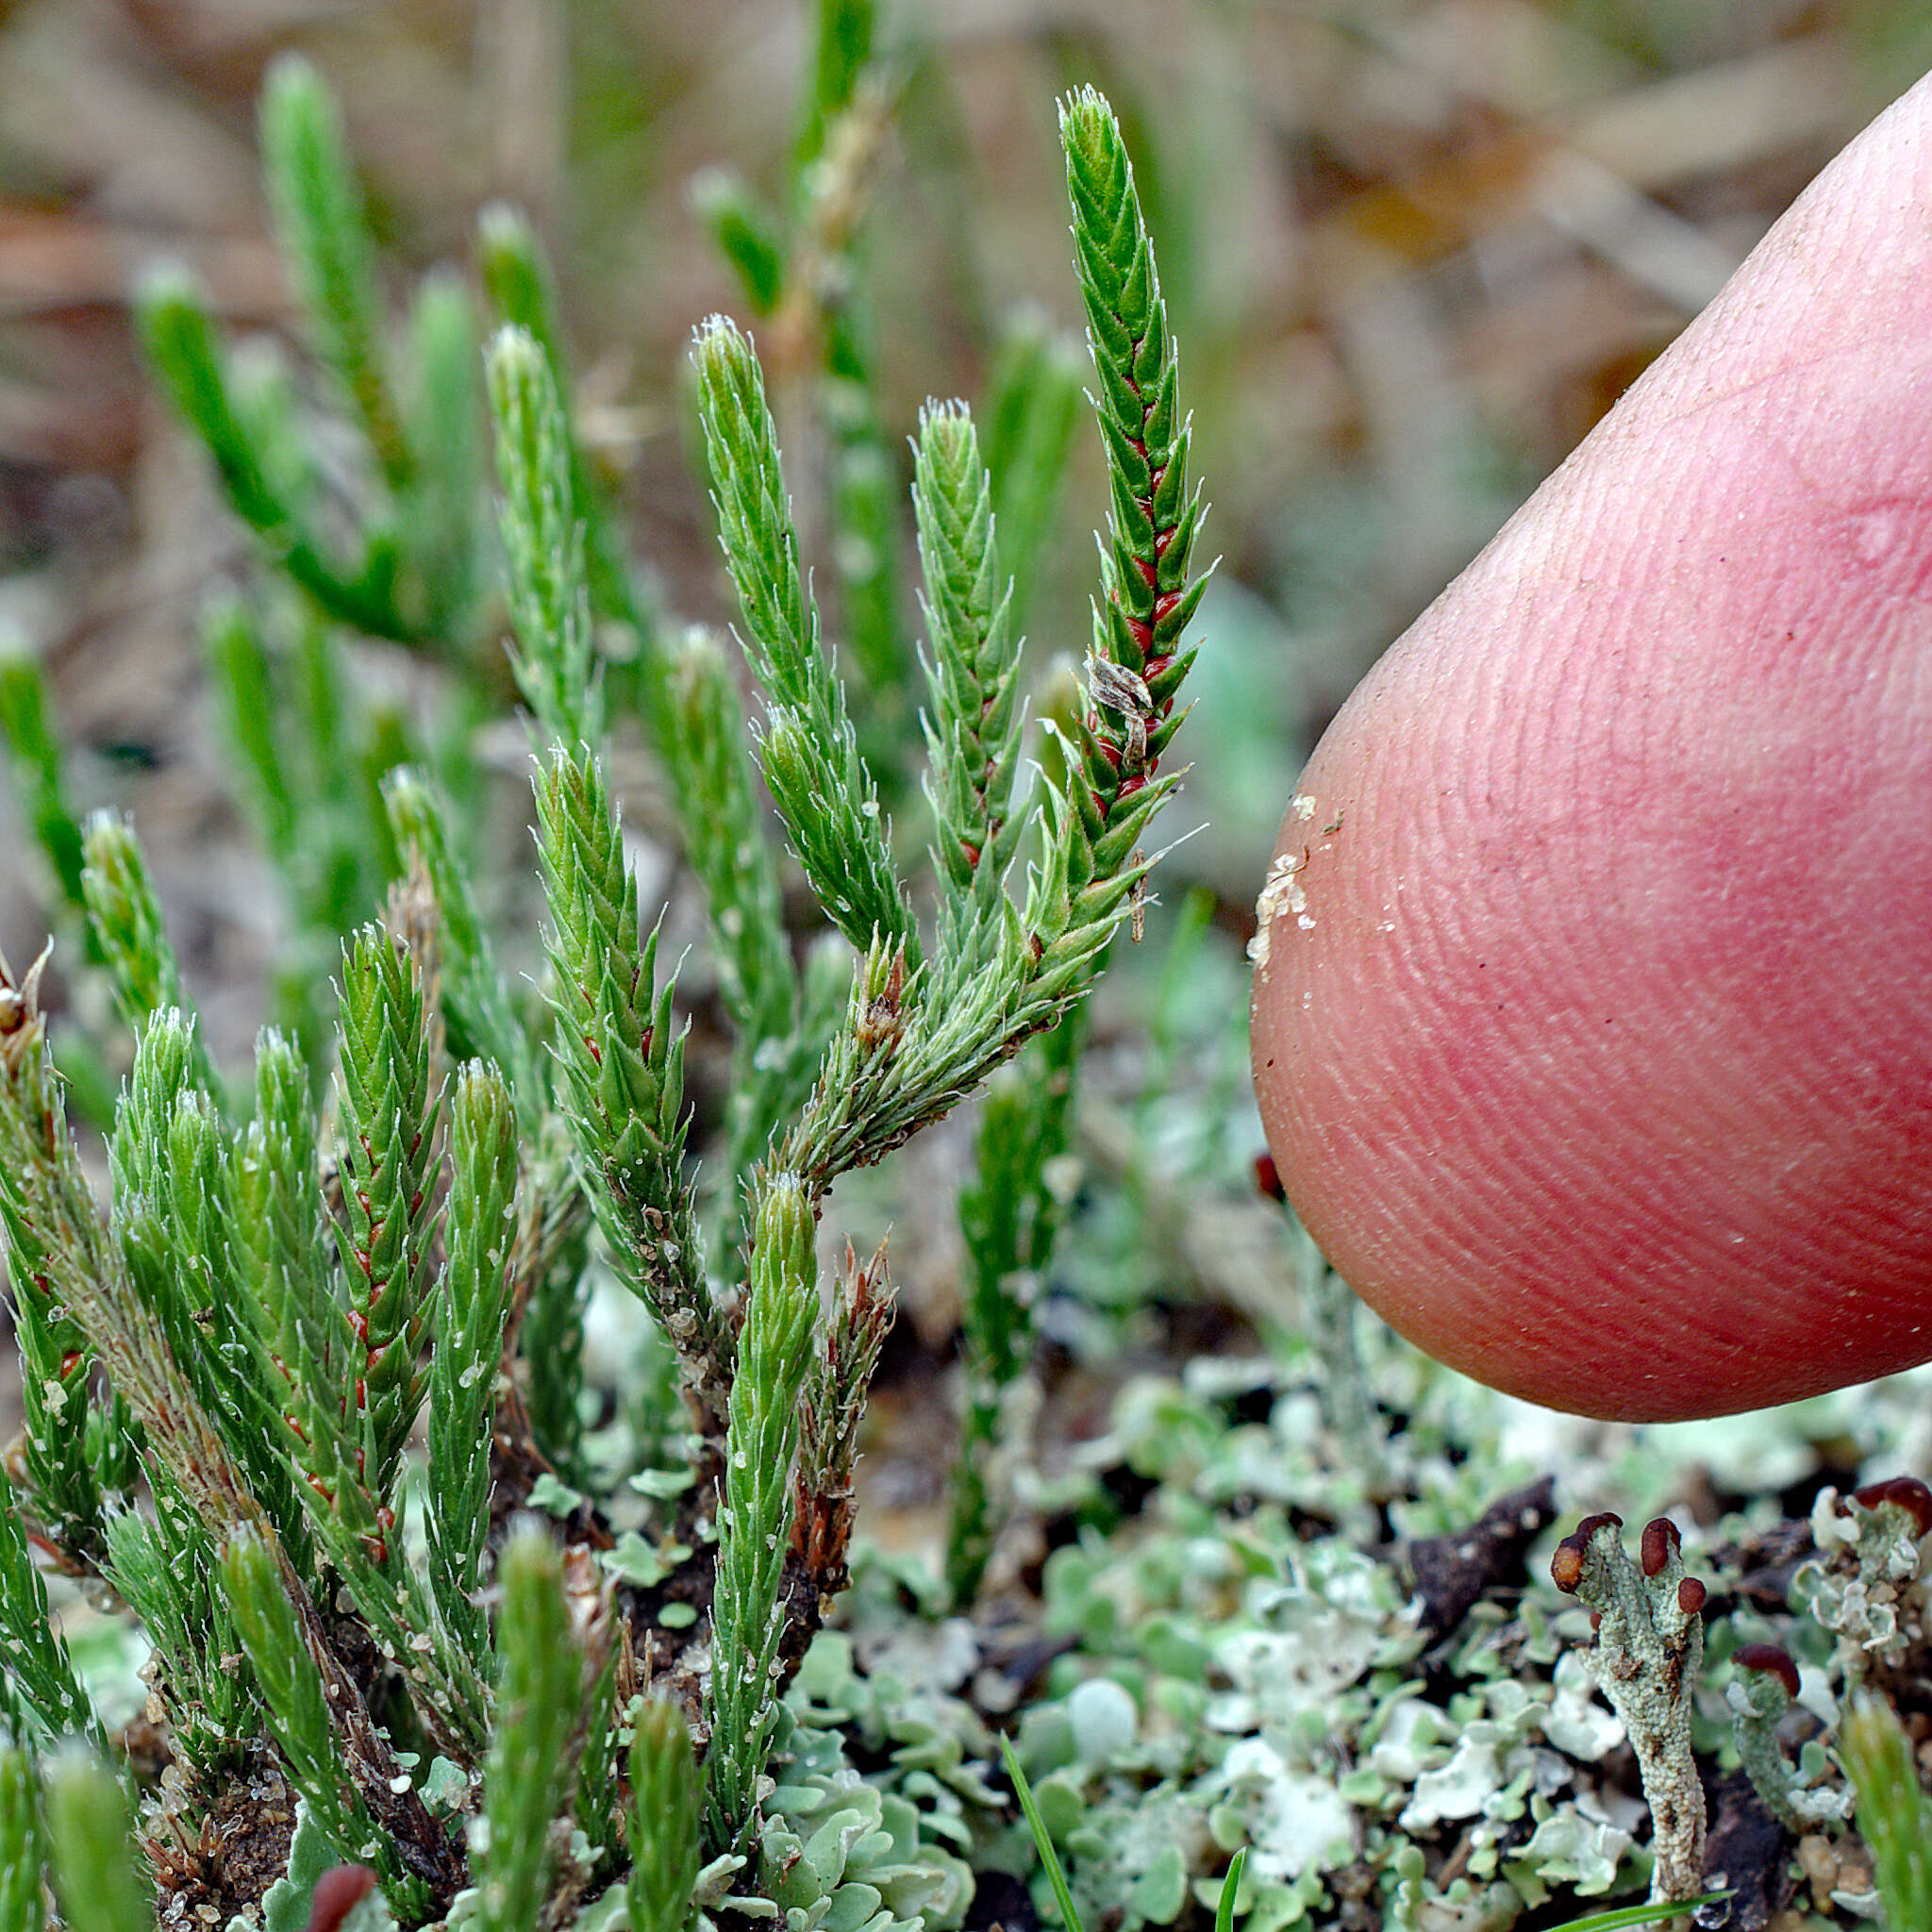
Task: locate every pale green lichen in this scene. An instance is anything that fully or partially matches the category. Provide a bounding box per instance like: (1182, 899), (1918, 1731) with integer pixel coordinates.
(1726, 1646), (1849, 1833)
(1796, 1479), (1932, 1690)
(1547, 1512), (1707, 1904)
(155, 1339), (1932, 1932)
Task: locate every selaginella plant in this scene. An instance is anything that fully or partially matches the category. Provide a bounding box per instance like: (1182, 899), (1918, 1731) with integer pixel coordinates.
(0, 50), (1208, 1932)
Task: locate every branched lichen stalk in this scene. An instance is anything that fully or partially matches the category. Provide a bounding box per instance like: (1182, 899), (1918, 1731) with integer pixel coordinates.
(1803, 1477), (1932, 1695)
(1727, 1643), (1846, 1831)
(1551, 1514), (1707, 1903)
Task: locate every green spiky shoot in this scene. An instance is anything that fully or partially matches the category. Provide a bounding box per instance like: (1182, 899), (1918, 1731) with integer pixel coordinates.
(703, 1178), (819, 1857)
(692, 315), (914, 964)
(534, 749), (731, 1437)
(334, 924), (443, 1518)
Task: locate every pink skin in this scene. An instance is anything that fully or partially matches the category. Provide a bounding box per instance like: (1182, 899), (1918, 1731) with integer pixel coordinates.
(1249, 76), (1932, 1422)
